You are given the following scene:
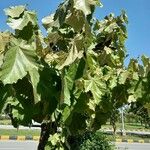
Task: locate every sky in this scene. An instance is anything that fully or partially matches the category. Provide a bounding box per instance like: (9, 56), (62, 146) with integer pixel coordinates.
(0, 0), (150, 62)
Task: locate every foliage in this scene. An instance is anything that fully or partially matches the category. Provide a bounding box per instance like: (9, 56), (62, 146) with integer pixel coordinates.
(0, 0), (150, 149)
(45, 132), (66, 150)
(129, 102), (150, 128)
(70, 131), (114, 150)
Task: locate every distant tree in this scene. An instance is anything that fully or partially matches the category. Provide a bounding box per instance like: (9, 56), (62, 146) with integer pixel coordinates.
(130, 102), (150, 128)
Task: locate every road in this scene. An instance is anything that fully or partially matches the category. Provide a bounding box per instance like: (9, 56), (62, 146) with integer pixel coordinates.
(0, 125), (40, 130)
(0, 141), (150, 150)
(116, 142), (150, 150)
(0, 141), (38, 150)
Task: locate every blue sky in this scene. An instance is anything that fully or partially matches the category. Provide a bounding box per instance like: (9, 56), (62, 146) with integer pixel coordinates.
(0, 0), (150, 62)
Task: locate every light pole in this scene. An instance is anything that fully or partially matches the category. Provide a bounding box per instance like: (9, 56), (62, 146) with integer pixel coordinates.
(121, 106), (126, 136)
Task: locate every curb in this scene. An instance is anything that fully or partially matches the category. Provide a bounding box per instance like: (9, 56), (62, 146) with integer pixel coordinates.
(0, 135), (40, 141)
(0, 135), (149, 144)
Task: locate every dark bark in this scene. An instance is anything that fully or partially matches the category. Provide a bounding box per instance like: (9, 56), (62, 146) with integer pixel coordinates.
(111, 119), (116, 135)
(37, 123), (51, 150)
(110, 112), (117, 135)
(37, 122), (57, 150)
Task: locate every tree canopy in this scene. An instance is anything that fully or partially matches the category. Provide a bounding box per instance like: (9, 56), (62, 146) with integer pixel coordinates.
(0, 0), (150, 149)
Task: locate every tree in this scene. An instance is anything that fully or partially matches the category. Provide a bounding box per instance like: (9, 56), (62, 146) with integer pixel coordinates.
(0, 0), (150, 149)
(129, 102), (150, 128)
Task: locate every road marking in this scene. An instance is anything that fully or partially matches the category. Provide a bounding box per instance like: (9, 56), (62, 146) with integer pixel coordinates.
(0, 135), (9, 140)
(127, 139), (133, 143)
(116, 139), (122, 143)
(139, 140), (144, 143)
(17, 136), (25, 141)
(33, 136), (40, 141)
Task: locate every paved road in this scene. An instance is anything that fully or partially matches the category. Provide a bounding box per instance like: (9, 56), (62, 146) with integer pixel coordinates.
(0, 141), (38, 150)
(0, 141), (150, 150)
(116, 143), (150, 150)
(0, 125), (40, 130)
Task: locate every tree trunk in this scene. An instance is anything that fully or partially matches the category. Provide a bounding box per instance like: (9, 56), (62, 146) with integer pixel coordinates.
(112, 121), (116, 135)
(37, 123), (51, 150)
(110, 113), (117, 135)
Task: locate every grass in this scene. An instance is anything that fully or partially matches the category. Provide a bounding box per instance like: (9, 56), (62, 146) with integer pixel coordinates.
(0, 119), (40, 136)
(101, 123), (150, 141)
(0, 119), (11, 125)
(0, 119), (149, 131)
(101, 122), (150, 131)
(0, 129), (40, 136)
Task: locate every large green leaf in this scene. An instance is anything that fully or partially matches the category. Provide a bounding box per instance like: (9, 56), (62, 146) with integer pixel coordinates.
(6, 96), (33, 126)
(141, 55), (150, 67)
(58, 41), (83, 70)
(29, 68), (41, 103)
(141, 55), (150, 75)
(128, 59), (139, 72)
(0, 37), (39, 85)
(73, 0), (102, 16)
(61, 63), (79, 106)
(4, 5), (25, 18)
(84, 76), (106, 104)
(42, 14), (61, 31)
(119, 70), (129, 84)
(86, 50), (98, 70)
(109, 76), (117, 89)
(42, 0), (70, 29)
(7, 11), (37, 30)
(8, 78), (34, 126)
(127, 79), (143, 101)
(65, 10), (85, 32)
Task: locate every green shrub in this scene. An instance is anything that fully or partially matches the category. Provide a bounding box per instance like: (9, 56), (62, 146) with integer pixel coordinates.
(71, 131), (114, 150)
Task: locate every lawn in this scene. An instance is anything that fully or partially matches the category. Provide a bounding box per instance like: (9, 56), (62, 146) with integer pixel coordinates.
(101, 122), (150, 132)
(0, 119), (11, 125)
(0, 129), (40, 136)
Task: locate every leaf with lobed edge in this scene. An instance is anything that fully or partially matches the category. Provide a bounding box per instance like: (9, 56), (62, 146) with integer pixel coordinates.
(58, 44), (83, 70)
(74, 0), (102, 16)
(0, 37), (39, 85)
(84, 76), (106, 104)
(4, 5), (26, 18)
(7, 11), (37, 30)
